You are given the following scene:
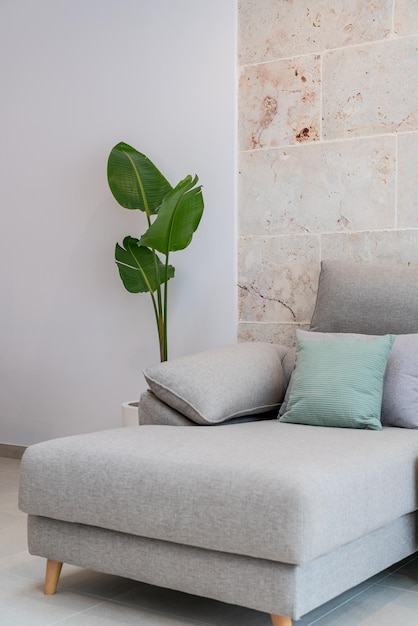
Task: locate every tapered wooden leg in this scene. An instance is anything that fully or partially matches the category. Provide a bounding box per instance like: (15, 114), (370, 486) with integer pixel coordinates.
(44, 559), (63, 595)
(271, 615), (292, 626)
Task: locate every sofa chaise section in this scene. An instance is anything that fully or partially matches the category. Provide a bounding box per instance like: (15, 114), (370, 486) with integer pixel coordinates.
(19, 420), (418, 620)
(18, 260), (418, 624)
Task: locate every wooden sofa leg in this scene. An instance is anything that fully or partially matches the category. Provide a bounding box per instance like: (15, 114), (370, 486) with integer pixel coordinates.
(44, 559), (63, 595)
(271, 615), (292, 626)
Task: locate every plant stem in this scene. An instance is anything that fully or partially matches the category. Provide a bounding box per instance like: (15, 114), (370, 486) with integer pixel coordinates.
(162, 252), (170, 362)
(149, 289), (166, 363)
(158, 312), (165, 362)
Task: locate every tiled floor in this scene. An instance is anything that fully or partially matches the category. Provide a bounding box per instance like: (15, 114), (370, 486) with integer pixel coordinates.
(2, 456), (418, 625)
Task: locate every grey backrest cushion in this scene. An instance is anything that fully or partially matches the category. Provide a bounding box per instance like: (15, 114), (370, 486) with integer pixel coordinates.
(310, 260), (418, 335)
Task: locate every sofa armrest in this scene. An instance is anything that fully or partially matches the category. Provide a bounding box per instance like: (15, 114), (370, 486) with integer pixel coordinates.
(142, 342), (293, 426)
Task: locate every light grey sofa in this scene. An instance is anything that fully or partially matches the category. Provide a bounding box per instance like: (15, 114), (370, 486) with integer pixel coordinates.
(19, 261), (418, 626)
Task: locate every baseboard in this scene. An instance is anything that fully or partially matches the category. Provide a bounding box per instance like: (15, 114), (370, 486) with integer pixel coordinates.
(0, 443), (26, 459)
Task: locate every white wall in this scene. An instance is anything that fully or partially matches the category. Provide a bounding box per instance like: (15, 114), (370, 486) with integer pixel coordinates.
(0, 0), (237, 445)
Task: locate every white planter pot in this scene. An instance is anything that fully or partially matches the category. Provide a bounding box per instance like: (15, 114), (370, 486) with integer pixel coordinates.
(121, 401), (139, 427)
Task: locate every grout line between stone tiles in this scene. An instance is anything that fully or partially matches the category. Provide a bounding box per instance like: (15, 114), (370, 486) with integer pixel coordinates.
(394, 132), (399, 228)
(396, 129), (418, 137)
(239, 130), (398, 154)
(239, 227), (418, 241)
(319, 53), (323, 142)
(238, 32), (417, 70)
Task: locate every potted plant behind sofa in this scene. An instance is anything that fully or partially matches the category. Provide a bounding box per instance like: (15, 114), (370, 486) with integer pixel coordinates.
(107, 142), (204, 363)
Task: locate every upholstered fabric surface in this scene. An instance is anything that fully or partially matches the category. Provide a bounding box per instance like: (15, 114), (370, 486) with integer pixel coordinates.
(138, 390), (196, 426)
(27, 510), (418, 620)
(310, 260), (418, 335)
(381, 334), (418, 428)
(138, 390), (279, 426)
(19, 422), (418, 565)
(143, 342), (289, 424)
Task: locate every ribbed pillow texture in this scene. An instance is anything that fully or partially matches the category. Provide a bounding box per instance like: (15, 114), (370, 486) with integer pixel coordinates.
(280, 333), (395, 430)
(280, 330), (418, 429)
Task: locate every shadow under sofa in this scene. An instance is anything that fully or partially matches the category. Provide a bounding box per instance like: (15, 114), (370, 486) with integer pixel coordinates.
(18, 260), (418, 625)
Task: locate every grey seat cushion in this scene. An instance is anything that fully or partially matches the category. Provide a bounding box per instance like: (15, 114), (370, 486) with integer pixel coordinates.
(19, 422), (418, 566)
(311, 260), (418, 335)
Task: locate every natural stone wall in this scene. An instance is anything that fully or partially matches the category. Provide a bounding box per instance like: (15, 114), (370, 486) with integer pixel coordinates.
(238, 0), (418, 346)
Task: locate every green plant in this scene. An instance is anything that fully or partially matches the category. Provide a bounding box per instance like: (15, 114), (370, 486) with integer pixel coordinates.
(107, 142), (204, 362)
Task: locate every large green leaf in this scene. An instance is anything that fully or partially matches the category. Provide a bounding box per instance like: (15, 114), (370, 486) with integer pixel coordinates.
(115, 236), (174, 293)
(107, 142), (173, 215)
(138, 175), (204, 254)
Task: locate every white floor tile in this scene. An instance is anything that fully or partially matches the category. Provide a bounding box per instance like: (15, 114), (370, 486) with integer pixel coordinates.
(113, 583), (271, 625)
(49, 600), (211, 625)
(307, 584), (418, 626)
(0, 572), (104, 626)
(374, 556), (418, 593)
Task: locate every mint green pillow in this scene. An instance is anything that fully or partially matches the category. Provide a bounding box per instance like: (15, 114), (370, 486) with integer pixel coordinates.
(280, 334), (395, 430)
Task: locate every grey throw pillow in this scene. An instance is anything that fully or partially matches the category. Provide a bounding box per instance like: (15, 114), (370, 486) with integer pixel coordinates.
(381, 334), (418, 428)
(143, 342), (288, 425)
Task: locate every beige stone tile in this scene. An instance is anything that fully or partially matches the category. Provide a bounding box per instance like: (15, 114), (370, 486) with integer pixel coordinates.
(238, 55), (320, 150)
(238, 235), (320, 324)
(238, 322), (303, 347)
(238, 0), (392, 65)
(397, 132), (418, 228)
(394, 0), (418, 36)
(322, 37), (418, 139)
(238, 137), (395, 236)
(320, 229), (418, 265)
